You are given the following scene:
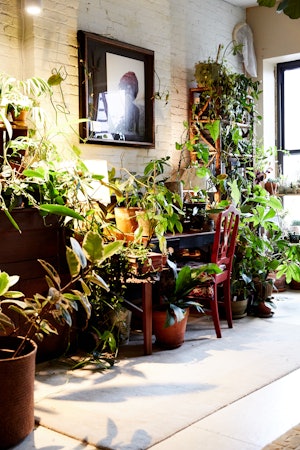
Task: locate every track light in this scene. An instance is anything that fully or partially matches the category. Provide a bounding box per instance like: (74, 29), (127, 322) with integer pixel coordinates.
(24, 0), (42, 15)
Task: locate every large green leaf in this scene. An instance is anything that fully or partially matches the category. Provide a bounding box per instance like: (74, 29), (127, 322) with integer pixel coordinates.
(23, 167), (46, 179)
(70, 237), (87, 269)
(101, 240), (124, 263)
(82, 231), (104, 263)
(39, 204), (85, 221)
(66, 246), (82, 278)
(205, 120), (220, 143)
(0, 272), (11, 296)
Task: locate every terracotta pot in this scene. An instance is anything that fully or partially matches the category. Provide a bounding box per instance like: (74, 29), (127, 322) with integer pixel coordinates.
(253, 278), (274, 301)
(114, 207), (140, 235)
(153, 308), (189, 349)
(12, 109), (28, 123)
(265, 181), (278, 195)
(135, 210), (154, 239)
(0, 336), (37, 449)
(289, 279), (300, 290)
(267, 272), (286, 292)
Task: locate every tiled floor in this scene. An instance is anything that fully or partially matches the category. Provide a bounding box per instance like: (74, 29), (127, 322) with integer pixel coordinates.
(12, 289), (300, 450)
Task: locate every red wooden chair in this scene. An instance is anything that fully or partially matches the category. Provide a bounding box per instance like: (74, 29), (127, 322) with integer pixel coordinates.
(183, 204), (240, 338)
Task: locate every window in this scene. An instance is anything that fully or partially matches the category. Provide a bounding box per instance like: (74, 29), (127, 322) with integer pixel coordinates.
(277, 60), (300, 224)
(277, 60), (300, 181)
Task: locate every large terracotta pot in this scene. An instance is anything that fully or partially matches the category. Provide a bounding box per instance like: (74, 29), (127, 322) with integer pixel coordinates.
(153, 308), (189, 349)
(114, 207), (140, 239)
(0, 336), (37, 449)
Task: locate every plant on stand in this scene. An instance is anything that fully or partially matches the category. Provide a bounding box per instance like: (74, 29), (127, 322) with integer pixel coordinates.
(112, 157), (184, 253)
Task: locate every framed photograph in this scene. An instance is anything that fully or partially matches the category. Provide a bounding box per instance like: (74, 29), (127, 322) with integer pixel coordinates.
(77, 31), (155, 147)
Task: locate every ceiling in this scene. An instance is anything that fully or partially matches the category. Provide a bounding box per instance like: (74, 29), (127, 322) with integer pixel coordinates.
(227, 0), (257, 7)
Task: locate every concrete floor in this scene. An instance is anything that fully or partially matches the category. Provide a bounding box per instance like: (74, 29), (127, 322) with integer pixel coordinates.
(12, 289), (300, 450)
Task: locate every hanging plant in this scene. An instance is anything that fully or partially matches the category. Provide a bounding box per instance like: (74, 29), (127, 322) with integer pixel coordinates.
(257, 0), (300, 19)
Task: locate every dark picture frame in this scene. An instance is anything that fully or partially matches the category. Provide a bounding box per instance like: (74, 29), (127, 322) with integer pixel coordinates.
(77, 30), (155, 147)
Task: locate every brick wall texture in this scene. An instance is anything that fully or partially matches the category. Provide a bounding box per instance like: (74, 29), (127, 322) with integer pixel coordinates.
(0, 0), (245, 176)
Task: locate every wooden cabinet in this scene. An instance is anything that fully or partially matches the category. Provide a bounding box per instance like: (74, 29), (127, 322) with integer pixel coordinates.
(0, 209), (67, 297)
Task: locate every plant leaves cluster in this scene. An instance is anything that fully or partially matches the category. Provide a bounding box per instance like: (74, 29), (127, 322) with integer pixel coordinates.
(0, 231), (123, 358)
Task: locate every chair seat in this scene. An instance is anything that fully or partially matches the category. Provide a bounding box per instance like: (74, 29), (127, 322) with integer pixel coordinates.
(187, 283), (214, 299)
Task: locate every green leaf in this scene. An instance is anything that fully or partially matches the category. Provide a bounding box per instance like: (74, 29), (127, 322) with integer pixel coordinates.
(39, 204), (85, 221)
(228, 180), (241, 206)
(82, 231), (104, 263)
(3, 290), (24, 299)
(169, 304), (185, 322)
(204, 120), (220, 143)
(3, 209), (21, 233)
(257, 0), (276, 6)
(39, 319), (58, 335)
(38, 259), (61, 289)
(66, 246), (82, 278)
(278, 0), (300, 18)
(0, 311), (15, 331)
(23, 167), (46, 179)
(70, 237), (87, 268)
(71, 290), (92, 319)
(0, 272), (11, 296)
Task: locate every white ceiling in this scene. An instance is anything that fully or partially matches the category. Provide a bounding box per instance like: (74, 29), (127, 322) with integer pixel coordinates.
(227, 0), (257, 7)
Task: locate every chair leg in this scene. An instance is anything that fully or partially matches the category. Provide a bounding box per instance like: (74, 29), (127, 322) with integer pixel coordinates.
(210, 285), (222, 338)
(223, 279), (233, 329)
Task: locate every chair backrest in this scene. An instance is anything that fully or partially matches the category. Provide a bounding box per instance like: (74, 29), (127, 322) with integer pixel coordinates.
(210, 205), (240, 274)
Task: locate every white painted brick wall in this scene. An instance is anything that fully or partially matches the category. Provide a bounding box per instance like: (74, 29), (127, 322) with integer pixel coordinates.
(0, 0), (245, 177)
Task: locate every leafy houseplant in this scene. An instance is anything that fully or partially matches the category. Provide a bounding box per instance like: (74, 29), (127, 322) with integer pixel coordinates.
(191, 45), (261, 202)
(112, 157), (184, 253)
(0, 71), (114, 234)
(229, 179), (300, 316)
(0, 231), (123, 448)
(153, 262), (221, 348)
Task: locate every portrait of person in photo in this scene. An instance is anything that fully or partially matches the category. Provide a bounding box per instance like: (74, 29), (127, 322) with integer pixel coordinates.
(118, 71), (140, 136)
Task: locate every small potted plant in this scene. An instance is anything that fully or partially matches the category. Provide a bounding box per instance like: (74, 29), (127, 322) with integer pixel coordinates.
(152, 262), (221, 348)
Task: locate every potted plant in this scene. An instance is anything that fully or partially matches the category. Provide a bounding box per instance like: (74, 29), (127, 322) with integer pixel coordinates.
(229, 179), (300, 317)
(111, 157), (184, 253)
(0, 230), (123, 448)
(152, 262), (221, 348)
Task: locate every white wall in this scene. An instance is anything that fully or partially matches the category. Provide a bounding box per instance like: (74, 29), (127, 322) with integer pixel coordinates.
(0, 0), (245, 176)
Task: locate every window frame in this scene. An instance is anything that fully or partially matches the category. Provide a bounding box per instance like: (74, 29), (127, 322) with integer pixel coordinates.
(277, 59), (300, 172)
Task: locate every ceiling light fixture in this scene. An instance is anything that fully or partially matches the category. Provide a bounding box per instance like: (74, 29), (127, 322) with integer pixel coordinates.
(24, 0), (42, 15)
